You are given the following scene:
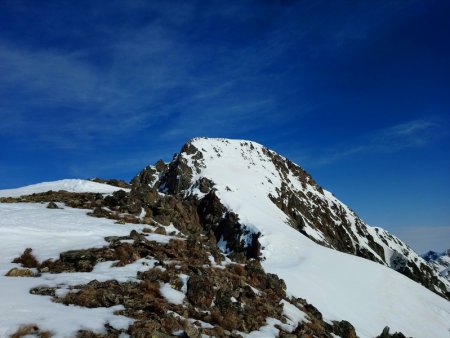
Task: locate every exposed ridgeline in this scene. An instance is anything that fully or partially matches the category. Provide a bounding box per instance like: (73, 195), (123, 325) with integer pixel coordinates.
(134, 137), (449, 299)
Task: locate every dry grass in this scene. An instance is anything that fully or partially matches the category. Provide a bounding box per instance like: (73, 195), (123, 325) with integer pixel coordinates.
(142, 280), (162, 298)
(228, 263), (246, 276)
(10, 324), (52, 338)
(5, 267), (35, 277)
(114, 244), (140, 265)
(12, 248), (38, 268)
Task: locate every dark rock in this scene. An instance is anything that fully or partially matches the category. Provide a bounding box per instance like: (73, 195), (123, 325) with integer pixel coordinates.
(186, 275), (215, 308)
(30, 286), (56, 296)
(91, 178), (131, 189)
(198, 190), (226, 232)
(47, 201), (60, 209)
(60, 249), (97, 263)
(127, 199), (143, 215)
(130, 330), (173, 338)
(154, 160), (167, 173)
(88, 207), (111, 218)
(54, 248), (115, 272)
(264, 272), (286, 291)
(184, 325), (201, 338)
(63, 280), (125, 308)
(198, 177), (214, 194)
(332, 320), (357, 338)
(376, 326), (408, 338)
(104, 190), (128, 209)
(162, 156), (194, 195)
(131, 160), (168, 190)
(114, 243), (140, 265)
(1, 191), (105, 210)
(153, 227), (167, 235)
(132, 188), (159, 206)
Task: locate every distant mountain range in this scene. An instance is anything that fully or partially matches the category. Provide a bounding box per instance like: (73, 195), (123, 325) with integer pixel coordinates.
(422, 249), (450, 282)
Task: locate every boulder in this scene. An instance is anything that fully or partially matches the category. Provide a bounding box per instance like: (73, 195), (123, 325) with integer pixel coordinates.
(5, 267), (37, 277)
(46, 201), (60, 209)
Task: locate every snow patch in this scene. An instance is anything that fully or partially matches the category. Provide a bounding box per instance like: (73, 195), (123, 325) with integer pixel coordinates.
(160, 283), (185, 305)
(0, 179), (129, 197)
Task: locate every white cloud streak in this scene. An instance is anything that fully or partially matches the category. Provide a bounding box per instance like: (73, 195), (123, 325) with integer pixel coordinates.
(309, 119), (444, 166)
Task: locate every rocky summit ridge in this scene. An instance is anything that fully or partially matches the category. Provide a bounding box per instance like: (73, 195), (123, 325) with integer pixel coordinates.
(134, 137), (449, 300)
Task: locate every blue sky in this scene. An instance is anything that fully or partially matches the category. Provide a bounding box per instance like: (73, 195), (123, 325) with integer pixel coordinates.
(0, 0), (449, 252)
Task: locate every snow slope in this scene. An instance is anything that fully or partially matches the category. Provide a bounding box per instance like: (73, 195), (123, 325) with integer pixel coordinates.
(165, 137), (450, 338)
(0, 203), (151, 337)
(0, 179), (128, 198)
(171, 138), (446, 291)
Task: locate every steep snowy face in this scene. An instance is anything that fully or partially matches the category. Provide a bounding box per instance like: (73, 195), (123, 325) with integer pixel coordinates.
(146, 137), (449, 298)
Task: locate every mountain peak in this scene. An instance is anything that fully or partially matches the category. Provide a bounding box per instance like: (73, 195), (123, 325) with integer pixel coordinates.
(134, 137), (450, 301)
(422, 250), (441, 261)
(422, 249), (450, 281)
(179, 136), (320, 194)
(127, 137), (450, 336)
(181, 137), (272, 163)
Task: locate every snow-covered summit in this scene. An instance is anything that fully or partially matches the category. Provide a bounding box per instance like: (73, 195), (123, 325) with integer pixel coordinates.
(135, 137), (450, 337)
(0, 179), (129, 198)
(149, 137), (449, 296)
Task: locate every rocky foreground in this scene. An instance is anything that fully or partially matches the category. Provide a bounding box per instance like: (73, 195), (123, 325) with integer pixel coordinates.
(1, 190), (363, 338)
(2, 188), (413, 338)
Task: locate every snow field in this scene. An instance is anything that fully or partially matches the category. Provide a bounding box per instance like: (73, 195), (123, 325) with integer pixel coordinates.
(0, 202), (157, 337)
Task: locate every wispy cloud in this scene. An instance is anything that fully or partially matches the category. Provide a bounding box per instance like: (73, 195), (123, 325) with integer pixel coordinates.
(0, 0), (440, 158)
(373, 120), (441, 150)
(309, 119), (445, 166)
(0, 1), (297, 149)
